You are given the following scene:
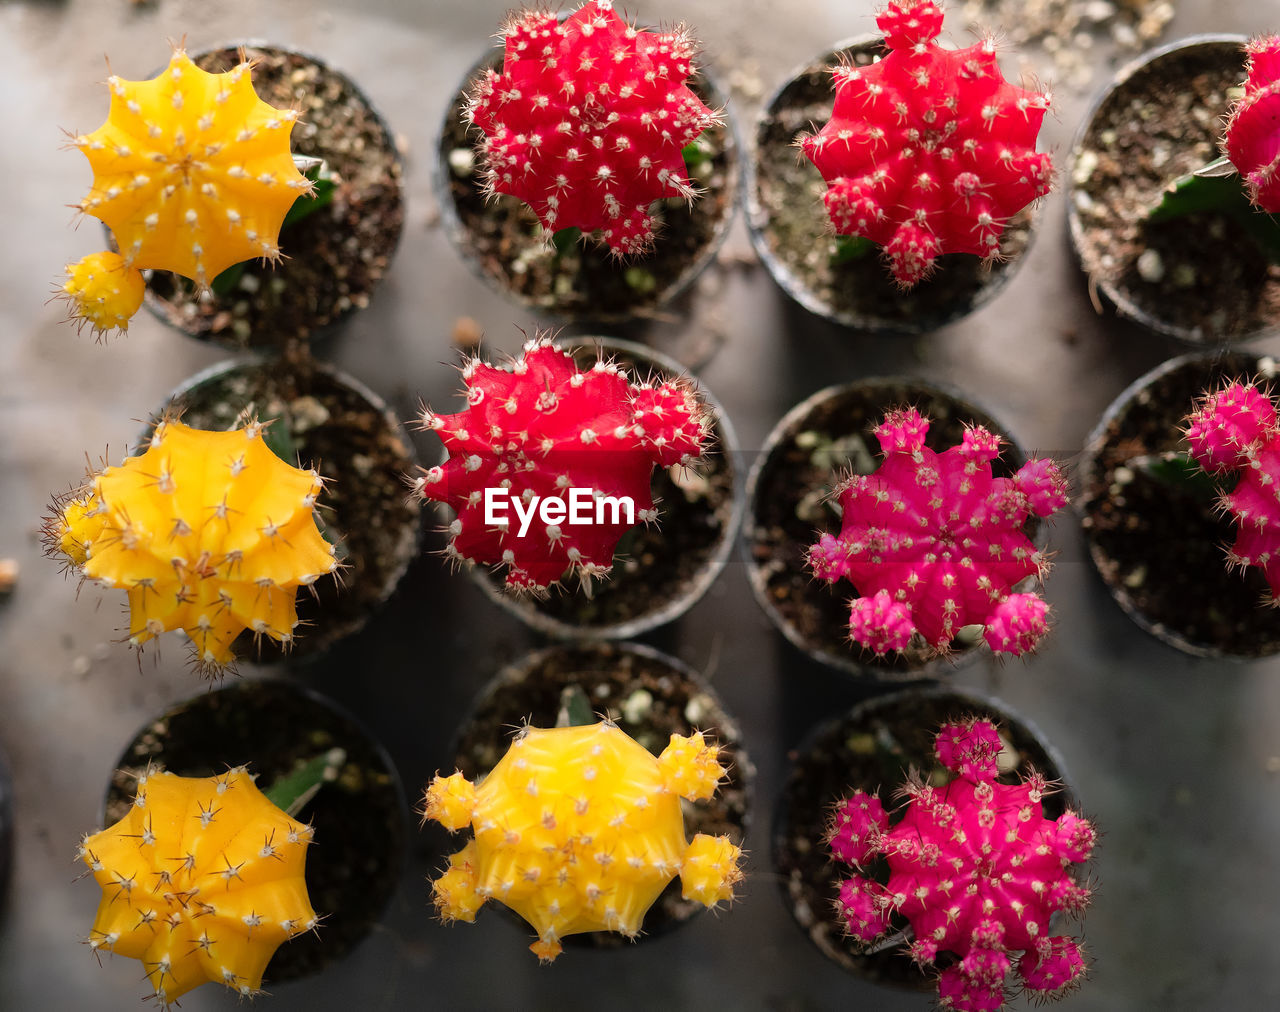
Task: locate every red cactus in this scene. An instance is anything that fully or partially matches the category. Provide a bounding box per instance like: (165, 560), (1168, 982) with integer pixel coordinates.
(465, 0), (720, 257)
(828, 718), (1095, 1011)
(1184, 379), (1280, 601)
(1223, 36), (1280, 213)
(806, 406), (1065, 657)
(414, 338), (709, 592)
(800, 0), (1053, 287)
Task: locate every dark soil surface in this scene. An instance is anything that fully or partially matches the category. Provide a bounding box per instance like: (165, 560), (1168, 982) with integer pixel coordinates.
(103, 680), (407, 984)
(160, 354), (421, 665)
(473, 341), (737, 635)
(1079, 351), (1280, 656)
(746, 381), (1029, 678)
(438, 51), (736, 322)
(1070, 39), (1280, 343)
(447, 642), (751, 949)
(145, 46), (404, 347)
(773, 689), (1071, 986)
(751, 40), (1033, 332)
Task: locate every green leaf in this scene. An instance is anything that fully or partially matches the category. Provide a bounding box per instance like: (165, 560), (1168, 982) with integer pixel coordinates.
(555, 685), (595, 728)
(263, 748), (347, 817)
(1126, 451), (1223, 505)
(210, 261), (247, 297)
(681, 139), (711, 178)
(831, 234), (875, 266)
(552, 226), (582, 255)
(1149, 169), (1280, 264)
(281, 175), (336, 231)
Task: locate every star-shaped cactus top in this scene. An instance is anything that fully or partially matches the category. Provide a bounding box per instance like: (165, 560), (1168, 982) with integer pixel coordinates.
(72, 47), (309, 283)
(806, 407), (1066, 656)
(1224, 36), (1280, 213)
(800, 0), (1053, 286)
(79, 768), (316, 1005)
(44, 418), (338, 674)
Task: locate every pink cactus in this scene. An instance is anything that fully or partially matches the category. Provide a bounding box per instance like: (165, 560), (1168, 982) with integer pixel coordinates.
(414, 338), (708, 593)
(806, 407), (1065, 657)
(828, 718), (1095, 1011)
(1184, 379), (1280, 600)
(465, 0), (720, 257)
(1223, 36), (1280, 213)
(800, 0), (1053, 287)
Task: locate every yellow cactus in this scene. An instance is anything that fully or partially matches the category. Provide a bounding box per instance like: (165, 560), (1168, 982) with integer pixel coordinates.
(44, 418), (338, 673)
(59, 45), (311, 335)
(423, 721), (744, 962)
(60, 250), (145, 340)
(78, 768), (316, 1005)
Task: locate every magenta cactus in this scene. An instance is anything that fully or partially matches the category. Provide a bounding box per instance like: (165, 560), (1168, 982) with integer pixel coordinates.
(829, 718), (1095, 1011)
(806, 407), (1065, 657)
(465, 0), (720, 257)
(1184, 379), (1280, 601)
(414, 338), (709, 593)
(800, 0), (1053, 287)
(1223, 36), (1280, 213)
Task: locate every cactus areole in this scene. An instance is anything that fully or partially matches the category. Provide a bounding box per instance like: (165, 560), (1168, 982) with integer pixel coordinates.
(806, 406), (1066, 657)
(423, 721), (743, 962)
(60, 45), (310, 337)
(1224, 36), (1280, 213)
(800, 0), (1052, 287)
(414, 338), (709, 593)
(829, 719), (1095, 1010)
(1185, 379), (1280, 600)
(44, 419), (338, 674)
(79, 768), (317, 1005)
(466, 0), (720, 256)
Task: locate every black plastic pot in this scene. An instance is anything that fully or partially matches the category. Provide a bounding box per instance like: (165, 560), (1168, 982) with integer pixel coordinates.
(137, 43), (405, 348)
(456, 335), (742, 640)
(439, 640), (753, 951)
(746, 36), (1037, 333)
(743, 377), (1038, 680)
(100, 678), (409, 985)
(1078, 349), (1280, 657)
(772, 685), (1076, 986)
(434, 36), (739, 329)
(1066, 34), (1278, 345)
(149, 353), (423, 666)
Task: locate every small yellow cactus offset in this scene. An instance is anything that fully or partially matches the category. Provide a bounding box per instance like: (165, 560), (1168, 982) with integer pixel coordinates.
(78, 767), (317, 1005)
(422, 721), (744, 962)
(60, 44), (310, 337)
(60, 250), (146, 338)
(43, 418), (338, 673)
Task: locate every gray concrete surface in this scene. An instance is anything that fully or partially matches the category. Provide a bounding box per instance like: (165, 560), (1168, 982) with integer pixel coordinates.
(2, 0), (1278, 1009)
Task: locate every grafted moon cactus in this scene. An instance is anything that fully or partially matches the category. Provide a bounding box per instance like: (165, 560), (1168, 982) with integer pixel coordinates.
(1224, 36), (1280, 213)
(800, 0), (1053, 286)
(43, 419), (338, 673)
(829, 718), (1095, 1011)
(78, 768), (316, 1005)
(414, 338), (709, 593)
(466, 0), (719, 256)
(1185, 379), (1280, 600)
(422, 721), (743, 962)
(806, 407), (1065, 657)
(59, 45), (310, 337)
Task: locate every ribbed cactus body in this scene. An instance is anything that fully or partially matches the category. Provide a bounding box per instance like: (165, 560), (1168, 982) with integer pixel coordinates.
(1185, 380), (1280, 599)
(422, 722), (742, 962)
(800, 0), (1052, 287)
(79, 769), (316, 1004)
(829, 719), (1094, 1011)
(1224, 36), (1280, 213)
(415, 339), (708, 592)
(806, 407), (1065, 657)
(467, 0), (719, 256)
(46, 419), (337, 671)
